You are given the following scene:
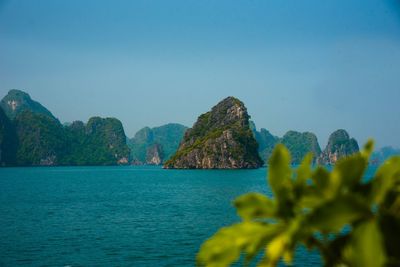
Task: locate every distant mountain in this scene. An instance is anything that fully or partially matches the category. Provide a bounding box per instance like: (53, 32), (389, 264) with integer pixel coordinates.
(164, 97), (263, 169)
(0, 106), (17, 166)
(14, 110), (68, 166)
(0, 89), (130, 166)
(251, 123), (361, 165)
(63, 117), (130, 166)
(371, 146), (400, 165)
(318, 129), (359, 164)
(128, 123), (188, 165)
(250, 121), (279, 163)
(251, 122), (321, 164)
(0, 89), (56, 120)
(281, 131), (321, 164)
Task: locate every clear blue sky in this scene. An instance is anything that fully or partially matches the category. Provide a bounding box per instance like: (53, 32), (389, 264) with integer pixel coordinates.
(1, 0), (399, 148)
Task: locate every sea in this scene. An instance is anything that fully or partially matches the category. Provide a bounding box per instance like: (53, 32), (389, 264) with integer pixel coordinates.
(0, 166), (377, 266)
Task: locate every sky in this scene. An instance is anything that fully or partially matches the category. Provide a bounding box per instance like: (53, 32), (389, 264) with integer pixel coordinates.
(0, 0), (400, 148)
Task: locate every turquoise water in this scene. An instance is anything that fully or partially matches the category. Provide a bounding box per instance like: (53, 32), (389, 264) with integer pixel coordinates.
(0, 166), (376, 266)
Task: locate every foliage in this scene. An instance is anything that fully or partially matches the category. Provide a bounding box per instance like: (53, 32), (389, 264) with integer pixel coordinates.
(280, 131), (321, 165)
(14, 110), (67, 165)
(63, 117), (130, 166)
(0, 89), (56, 120)
(0, 106), (17, 165)
(197, 140), (400, 267)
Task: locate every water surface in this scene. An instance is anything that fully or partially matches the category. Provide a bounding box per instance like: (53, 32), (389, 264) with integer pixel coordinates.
(1, 166), (376, 266)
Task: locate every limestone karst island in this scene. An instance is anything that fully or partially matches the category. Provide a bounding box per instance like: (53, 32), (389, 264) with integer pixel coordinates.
(0, 89), (390, 168)
(164, 97), (263, 169)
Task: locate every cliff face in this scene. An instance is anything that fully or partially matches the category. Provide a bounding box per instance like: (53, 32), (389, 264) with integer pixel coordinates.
(318, 129), (359, 164)
(128, 123), (187, 165)
(281, 131), (321, 164)
(146, 143), (163, 165)
(164, 97), (263, 169)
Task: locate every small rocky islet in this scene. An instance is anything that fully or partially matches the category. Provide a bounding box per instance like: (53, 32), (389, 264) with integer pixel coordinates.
(0, 89), (381, 168)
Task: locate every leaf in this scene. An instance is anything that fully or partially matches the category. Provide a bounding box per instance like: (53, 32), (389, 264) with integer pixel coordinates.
(307, 195), (371, 233)
(266, 234), (289, 265)
(268, 145), (295, 219)
(234, 193), (275, 220)
(343, 220), (386, 267)
(311, 166), (331, 195)
(268, 144), (292, 198)
(362, 139), (374, 159)
(196, 222), (282, 267)
(295, 153), (313, 189)
(264, 218), (302, 266)
(332, 153), (368, 191)
(372, 156), (400, 205)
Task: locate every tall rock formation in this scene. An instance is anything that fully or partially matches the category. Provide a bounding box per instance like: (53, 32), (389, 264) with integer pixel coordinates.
(146, 143), (163, 165)
(128, 123), (187, 165)
(64, 117), (130, 165)
(14, 110), (67, 166)
(164, 97), (263, 169)
(281, 131), (321, 164)
(318, 129), (359, 164)
(250, 121), (279, 163)
(1, 89), (56, 120)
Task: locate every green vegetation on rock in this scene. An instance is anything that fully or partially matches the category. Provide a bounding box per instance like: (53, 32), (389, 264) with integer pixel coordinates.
(14, 110), (67, 166)
(164, 97), (263, 169)
(63, 117), (130, 165)
(0, 106), (17, 166)
(0, 89), (56, 120)
(318, 129), (359, 164)
(281, 130), (321, 164)
(0, 89), (130, 166)
(250, 121), (279, 164)
(128, 123), (187, 165)
(197, 140), (400, 267)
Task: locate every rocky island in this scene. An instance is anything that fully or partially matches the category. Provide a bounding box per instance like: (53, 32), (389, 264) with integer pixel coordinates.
(163, 97), (263, 169)
(0, 89), (130, 166)
(128, 123), (188, 165)
(318, 129), (359, 164)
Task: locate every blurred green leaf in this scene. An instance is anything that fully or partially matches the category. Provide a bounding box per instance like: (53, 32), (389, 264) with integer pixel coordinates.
(343, 220), (386, 267)
(332, 153), (368, 191)
(197, 141), (400, 267)
(379, 214), (400, 265)
(296, 152), (313, 188)
(311, 166), (331, 196)
(268, 144), (292, 197)
(372, 156), (400, 205)
(307, 195), (371, 233)
(197, 222), (282, 267)
(234, 193), (275, 220)
(362, 139), (374, 159)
